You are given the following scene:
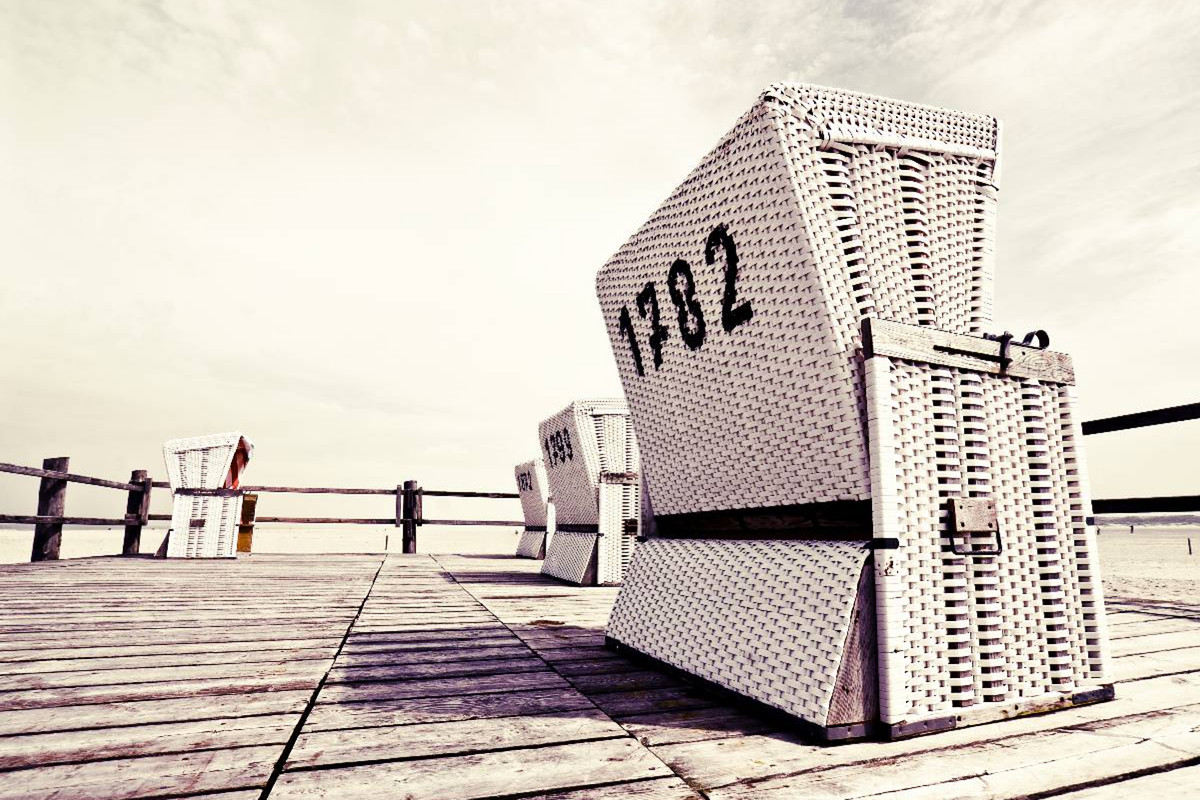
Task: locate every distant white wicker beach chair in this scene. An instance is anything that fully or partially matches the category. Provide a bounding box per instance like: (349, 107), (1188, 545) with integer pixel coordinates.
(162, 432), (253, 559)
(597, 83), (1111, 740)
(538, 400), (640, 585)
(514, 458), (552, 558)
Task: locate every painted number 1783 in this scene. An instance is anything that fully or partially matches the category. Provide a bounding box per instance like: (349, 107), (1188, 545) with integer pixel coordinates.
(616, 224), (752, 377)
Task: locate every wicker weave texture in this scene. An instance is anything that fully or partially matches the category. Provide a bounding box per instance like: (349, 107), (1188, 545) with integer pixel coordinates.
(537, 399), (635, 526)
(166, 495), (243, 559)
(607, 539), (871, 725)
(163, 433), (252, 559)
(515, 530), (547, 560)
(866, 356), (1109, 726)
(594, 83), (999, 518)
(539, 399), (642, 585)
(541, 531), (597, 584)
(163, 433), (248, 489)
(514, 459), (550, 528)
(597, 480), (640, 584)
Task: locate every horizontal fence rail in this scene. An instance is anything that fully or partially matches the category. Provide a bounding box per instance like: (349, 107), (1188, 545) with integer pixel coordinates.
(1081, 402), (1200, 436)
(0, 462), (139, 492)
(1082, 401), (1199, 517)
(1092, 496), (1200, 515)
(0, 514), (142, 526)
(2, 460), (522, 561)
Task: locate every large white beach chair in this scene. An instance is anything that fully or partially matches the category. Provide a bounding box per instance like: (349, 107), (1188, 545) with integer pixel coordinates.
(162, 432), (253, 559)
(538, 400), (640, 585)
(514, 458), (552, 558)
(596, 83), (1111, 740)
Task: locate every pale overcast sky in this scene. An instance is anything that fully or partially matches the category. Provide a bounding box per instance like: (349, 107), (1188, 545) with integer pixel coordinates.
(2, 0), (1198, 517)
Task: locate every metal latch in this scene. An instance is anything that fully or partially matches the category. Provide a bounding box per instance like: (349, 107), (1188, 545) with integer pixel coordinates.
(947, 498), (1001, 556)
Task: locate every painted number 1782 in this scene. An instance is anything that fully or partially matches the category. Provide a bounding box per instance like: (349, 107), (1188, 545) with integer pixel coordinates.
(616, 224), (752, 377)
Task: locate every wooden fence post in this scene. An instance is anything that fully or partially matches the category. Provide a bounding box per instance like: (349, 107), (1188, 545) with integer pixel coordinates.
(237, 493), (258, 554)
(401, 480), (421, 554)
(122, 469), (152, 556)
(31, 456), (69, 562)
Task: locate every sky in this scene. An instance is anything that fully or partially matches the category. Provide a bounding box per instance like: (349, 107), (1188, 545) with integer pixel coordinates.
(1, 0), (1198, 521)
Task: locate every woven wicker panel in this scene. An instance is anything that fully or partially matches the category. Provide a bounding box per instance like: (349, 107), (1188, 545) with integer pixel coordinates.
(167, 495), (242, 559)
(595, 84), (998, 518)
(538, 400), (629, 527)
(597, 481), (640, 584)
(514, 459), (550, 528)
(163, 433), (249, 490)
(866, 356), (1109, 727)
(607, 539), (871, 726)
(163, 433), (251, 560)
(541, 531), (598, 585)
(515, 530), (547, 560)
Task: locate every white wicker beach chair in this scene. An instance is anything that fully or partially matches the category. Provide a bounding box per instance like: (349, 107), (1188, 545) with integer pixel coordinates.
(538, 399), (640, 585)
(514, 459), (552, 559)
(162, 432), (253, 559)
(597, 83), (1111, 740)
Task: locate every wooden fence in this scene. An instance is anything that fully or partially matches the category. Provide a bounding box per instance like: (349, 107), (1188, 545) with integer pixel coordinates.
(0, 460), (520, 562)
(1082, 401), (1200, 515)
(2, 399), (1196, 562)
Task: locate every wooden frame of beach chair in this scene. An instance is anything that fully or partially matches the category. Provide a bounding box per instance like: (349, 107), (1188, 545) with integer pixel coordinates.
(596, 84), (1112, 740)
(514, 458), (552, 558)
(162, 432), (253, 559)
(538, 400), (640, 585)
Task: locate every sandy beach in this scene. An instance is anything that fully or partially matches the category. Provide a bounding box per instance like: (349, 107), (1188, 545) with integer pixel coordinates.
(0, 523), (518, 563)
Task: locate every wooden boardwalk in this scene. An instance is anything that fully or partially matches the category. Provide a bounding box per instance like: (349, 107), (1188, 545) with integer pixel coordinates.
(0, 553), (1197, 799)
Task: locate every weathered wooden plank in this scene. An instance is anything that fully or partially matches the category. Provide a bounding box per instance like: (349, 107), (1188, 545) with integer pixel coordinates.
(767, 726), (1200, 800)
(0, 646), (337, 675)
(0, 638), (344, 663)
(316, 669), (568, 704)
(619, 706), (781, 747)
(342, 634), (521, 654)
(538, 645), (615, 663)
(521, 777), (702, 799)
(1106, 617), (1200, 639)
(1109, 628), (1200, 658)
(863, 318), (1075, 383)
(331, 644), (531, 670)
(287, 709), (624, 769)
(0, 460), (138, 491)
(591, 687), (722, 718)
(1113, 645), (1200, 681)
(566, 670), (683, 695)
(325, 655), (546, 684)
(0, 657), (334, 691)
(0, 665), (327, 710)
(348, 622), (501, 635)
(1, 623), (353, 649)
(270, 738), (673, 799)
(0, 744), (281, 800)
(1053, 763), (1200, 797)
(0, 713), (296, 769)
(554, 656), (644, 676)
(653, 679), (1200, 791)
(303, 686), (596, 733)
(0, 691), (312, 736)
(0, 610), (360, 632)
